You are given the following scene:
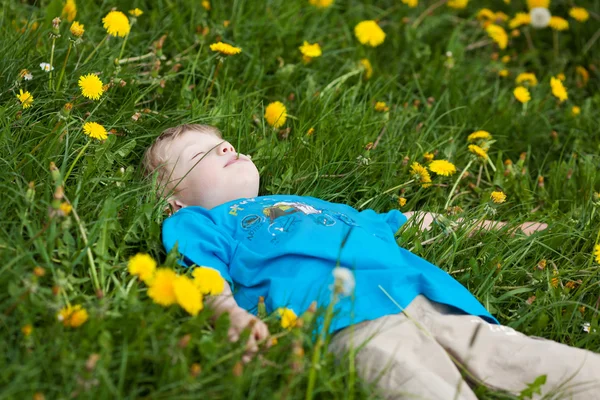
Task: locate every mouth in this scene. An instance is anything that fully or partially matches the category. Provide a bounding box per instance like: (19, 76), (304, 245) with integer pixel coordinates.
(224, 156), (247, 168)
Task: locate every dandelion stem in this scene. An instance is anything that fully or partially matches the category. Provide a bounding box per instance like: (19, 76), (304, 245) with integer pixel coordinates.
(205, 59), (223, 108)
(64, 140), (91, 183)
(444, 160), (473, 209)
(81, 34), (108, 67)
(524, 28), (535, 52)
(412, 0), (448, 29)
(116, 32), (130, 65)
(49, 36), (57, 90)
(56, 41), (73, 92)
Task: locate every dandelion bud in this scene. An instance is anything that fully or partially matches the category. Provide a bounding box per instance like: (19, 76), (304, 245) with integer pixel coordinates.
(178, 334), (192, 348)
(519, 152), (527, 161)
(52, 17), (61, 31)
(26, 181), (35, 203)
(49, 162), (61, 183)
(33, 266), (46, 277)
(53, 186), (64, 200)
(257, 296), (266, 318)
(190, 363), (202, 377)
(52, 285), (60, 296)
(536, 259), (547, 270)
(550, 130), (558, 140)
(95, 288), (104, 299)
(33, 393), (45, 400)
(85, 354), (100, 371)
(537, 176), (545, 187)
(232, 361), (243, 377)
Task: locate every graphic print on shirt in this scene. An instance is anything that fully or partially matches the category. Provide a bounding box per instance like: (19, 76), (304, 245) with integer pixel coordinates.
(231, 200), (357, 243)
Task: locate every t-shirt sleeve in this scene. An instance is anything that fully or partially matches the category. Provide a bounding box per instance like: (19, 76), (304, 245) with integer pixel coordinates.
(161, 208), (237, 288)
(382, 209), (408, 235)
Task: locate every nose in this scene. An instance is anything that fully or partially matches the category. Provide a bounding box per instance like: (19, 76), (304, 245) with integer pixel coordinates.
(216, 141), (235, 156)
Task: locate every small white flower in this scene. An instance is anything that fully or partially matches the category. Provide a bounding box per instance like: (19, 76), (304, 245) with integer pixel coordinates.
(332, 267), (355, 296)
(582, 322), (592, 333)
(530, 7), (551, 29)
(24, 73), (33, 80)
(445, 51), (453, 57)
(40, 62), (54, 72)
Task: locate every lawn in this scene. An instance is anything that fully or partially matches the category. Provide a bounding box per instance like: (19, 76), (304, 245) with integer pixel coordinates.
(1, 0), (599, 399)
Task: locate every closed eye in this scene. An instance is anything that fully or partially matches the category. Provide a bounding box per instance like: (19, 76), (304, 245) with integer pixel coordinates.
(191, 152), (205, 160)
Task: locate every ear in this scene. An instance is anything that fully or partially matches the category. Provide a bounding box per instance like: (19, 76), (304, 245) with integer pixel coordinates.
(167, 196), (188, 212)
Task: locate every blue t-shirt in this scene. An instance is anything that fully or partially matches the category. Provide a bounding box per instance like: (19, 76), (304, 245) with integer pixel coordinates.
(162, 195), (498, 333)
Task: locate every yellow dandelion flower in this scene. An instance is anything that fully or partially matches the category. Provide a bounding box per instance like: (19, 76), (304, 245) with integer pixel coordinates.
(477, 9), (495, 21)
(495, 12), (509, 22)
(569, 7), (589, 22)
(513, 86), (531, 103)
(410, 162), (432, 188)
(571, 106), (581, 116)
(58, 304), (88, 328)
(526, 0), (549, 10)
(549, 16), (568, 31)
(515, 72), (538, 86)
(557, 73), (566, 81)
(501, 55), (511, 63)
(594, 244), (600, 264)
(210, 41), (242, 55)
(398, 197), (407, 207)
(82, 122), (108, 141)
(102, 10), (130, 37)
(59, 202), (72, 216)
(374, 101), (389, 112)
(354, 20), (386, 47)
(299, 41), (322, 63)
(550, 276), (559, 288)
(468, 144), (488, 159)
(78, 74), (104, 100)
(21, 324), (33, 337)
(62, 0), (77, 22)
(429, 160), (457, 176)
(128, 253), (157, 284)
(173, 275), (203, 316)
(423, 152), (434, 162)
(447, 0), (469, 9)
(16, 89), (33, 109)
(498, 69), (509, 77)
(147, 268), (177, 306)
(490, 191), (507, 204)
(467, 130), (492, 142)
(192, 267), (225, 295)
(401, 0), (418, 8)
(70, 21), (84, 37)
(359, 58), (373, 79)
(277, 307), (298, 329)
(550, 77), (568, 102)
(486, 24), (508, 50)
(509, 12), (531, 29)
(201, 0), (211, 10)
(264, 101), (287, 128)
(576, 66), (589, 86)
(309, 0), (334, 8)
(306, 127), (315, 136)
(129, 8), (143, 17)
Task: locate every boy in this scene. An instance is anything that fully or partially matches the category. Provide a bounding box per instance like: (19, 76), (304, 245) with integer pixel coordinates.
(142, 124), (600, 399)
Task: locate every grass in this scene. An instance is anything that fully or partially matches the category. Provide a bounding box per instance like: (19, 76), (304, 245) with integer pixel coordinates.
(1, 0), (599, 398)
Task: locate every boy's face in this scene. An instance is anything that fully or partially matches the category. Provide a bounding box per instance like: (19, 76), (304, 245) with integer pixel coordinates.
(163, 130), (260, 210)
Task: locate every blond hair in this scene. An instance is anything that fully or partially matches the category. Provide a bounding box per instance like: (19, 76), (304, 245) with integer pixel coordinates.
(142, 123), (222, 192)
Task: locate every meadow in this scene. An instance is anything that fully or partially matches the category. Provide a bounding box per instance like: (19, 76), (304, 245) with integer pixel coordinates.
(1, 0), (599, 398)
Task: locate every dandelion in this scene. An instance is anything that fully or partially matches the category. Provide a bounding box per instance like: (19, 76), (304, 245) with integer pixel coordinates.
(264, 101), (287, 128)
(490, 191), (507, 204)
(550, 77), (568, 102)
(447, 0), (469, 9)
(515, 72), (538, 86)
(78, 74), (104, 100)
(401, 0), (418, 8)
(192, 267), (225, 295)
(423, 152), (434, 161)
(277, 308), (298, 329)
(499, 69), (509, 77)
(410, 162), (432, 188)
(501, 55), (511, 63)
(21, 324), (33, 337)
(128, 253), (157, 284)
(495, 12), (509, 22)
(530, 7), (551, 28)
(509, 13), (531, 29)
(569, 7), (589, 22)
(468, 144), (488, 160)
(202, 0), (211, 10)
(62, 0), (77, 22)
(526, 0), (549, 10)
(594, 244), (600, 264)
(40, 63), (53, 72)
(467, 130), (492, 142)
(429, 160), (457, 176)
(82, 122), (108, 141)
(33, 266), (46, 277)
(299, 41), (322, 63)
(102, 10), (130, 37)
(209, 42), (242, 56)
(173, 275), (203, 316)
(129, 8), (143, 17)
(576, 66), (589, 86)
(16, 89), (33, 109)
(398, 197), (407, 207)
(58, 305), (89, 328)
(59, 202), (72, 216)
(477, 9), (495, 21)
(359, 58), (373, 79)
(66, 21), (84, 38)
(550, 276), (559, 288)
(557, 73), (566, 81)
(354, 20), (386, 47)
(374, 101), (389, 112)
(332, 267), (355, 296)
(549, 16), (569, 31)
(513, 86), (531, 103)
(309, 0), (334, 8)
(486, 24), (508, 49)
(147, 268), (177, 306)
(19, 69), (33, 80)
(571, 106), (581, 116)
(306, 127), (315, 136)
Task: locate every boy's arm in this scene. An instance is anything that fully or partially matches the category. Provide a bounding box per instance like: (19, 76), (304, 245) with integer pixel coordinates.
(206, 281), (270, 361)
(403, 211), (547, 236)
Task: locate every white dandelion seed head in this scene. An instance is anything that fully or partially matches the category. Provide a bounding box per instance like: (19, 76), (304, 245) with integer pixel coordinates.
(530, 7), (551, 29)
(333, 267), (355, 296)
(40, 62), (54, 72)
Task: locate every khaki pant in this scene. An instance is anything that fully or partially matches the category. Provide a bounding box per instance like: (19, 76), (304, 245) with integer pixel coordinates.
(329, 295), (600, 399)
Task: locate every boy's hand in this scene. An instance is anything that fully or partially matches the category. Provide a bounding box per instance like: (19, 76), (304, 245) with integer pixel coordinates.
(518, 221), (548, 236)
(227, 307), (271, 363)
